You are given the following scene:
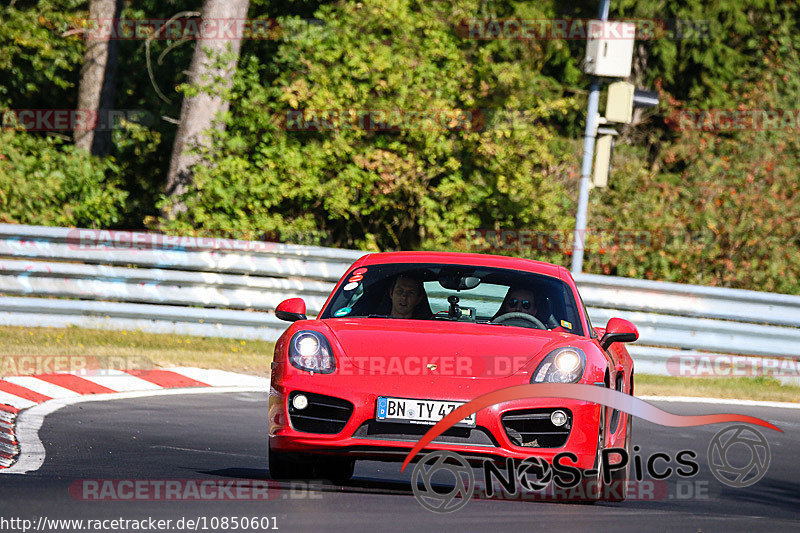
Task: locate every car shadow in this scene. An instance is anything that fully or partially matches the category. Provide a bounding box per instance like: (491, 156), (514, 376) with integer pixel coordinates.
(198, 467), (415, 496)
(198, 467), (800, 515)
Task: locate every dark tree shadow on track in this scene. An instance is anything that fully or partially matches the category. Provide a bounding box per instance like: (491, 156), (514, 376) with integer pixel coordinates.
(719, 478), (800, 511)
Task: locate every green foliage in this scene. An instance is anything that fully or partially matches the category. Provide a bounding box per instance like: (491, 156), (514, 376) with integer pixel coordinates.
(108, 0), (203, 226)
(0, 0), (203, 228)
(586, 2), (800, 293)
(0, 130), (127, 227)
(160, 0), (580, 250)
(0, 0), (85, 109)
(613, 0), (777, 105)
(2, 0), (800, 295)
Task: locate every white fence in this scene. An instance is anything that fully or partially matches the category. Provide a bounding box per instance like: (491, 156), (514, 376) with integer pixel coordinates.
(1, 223), (798, 377)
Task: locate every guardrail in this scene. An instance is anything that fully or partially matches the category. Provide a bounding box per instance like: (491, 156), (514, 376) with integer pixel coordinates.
(1, 223), (798, 378)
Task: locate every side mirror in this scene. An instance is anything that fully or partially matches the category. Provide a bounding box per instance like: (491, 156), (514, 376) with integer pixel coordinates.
(276, 298), (307, 322)
(600, 317), (638, 350)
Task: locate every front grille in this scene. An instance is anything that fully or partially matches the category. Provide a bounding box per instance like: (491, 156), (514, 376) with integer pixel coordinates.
(501, 408), (572, 448)
(288, 391), (353, 434)
(353, 421), (498, 447)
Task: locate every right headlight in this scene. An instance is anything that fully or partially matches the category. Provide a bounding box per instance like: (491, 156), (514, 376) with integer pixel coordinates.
(288, 330), (336, 374)
(531, 347), (586, 383)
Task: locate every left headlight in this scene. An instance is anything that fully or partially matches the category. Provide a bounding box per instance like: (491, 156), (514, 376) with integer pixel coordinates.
(288, 330), (336, 374)
(531, 347), (586, 383)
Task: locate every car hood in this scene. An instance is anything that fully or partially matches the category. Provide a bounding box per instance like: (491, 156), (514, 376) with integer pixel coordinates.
(323, 318), (571, 378)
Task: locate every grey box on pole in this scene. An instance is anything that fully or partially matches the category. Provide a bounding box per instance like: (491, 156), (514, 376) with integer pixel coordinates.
(592, 134), (614, 188)
(584, 20), (636, 77)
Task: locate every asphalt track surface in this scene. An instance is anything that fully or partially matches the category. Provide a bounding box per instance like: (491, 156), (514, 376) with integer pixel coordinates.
(1, 391), (798, 532)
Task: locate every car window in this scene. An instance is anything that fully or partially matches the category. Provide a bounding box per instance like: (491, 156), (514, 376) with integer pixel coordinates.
(320, 262), (585, 336)
(423, 281), (508, 317)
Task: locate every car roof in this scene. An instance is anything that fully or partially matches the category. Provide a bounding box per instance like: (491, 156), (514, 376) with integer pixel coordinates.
(354, 251), (569, 280)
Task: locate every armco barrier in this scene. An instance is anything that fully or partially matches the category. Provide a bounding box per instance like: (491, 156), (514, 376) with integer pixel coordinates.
(0, 223), (799, 376)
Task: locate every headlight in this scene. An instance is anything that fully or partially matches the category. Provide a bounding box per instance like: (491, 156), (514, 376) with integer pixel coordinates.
(289, 331), (335, 374)
(531, 347), (586, 383)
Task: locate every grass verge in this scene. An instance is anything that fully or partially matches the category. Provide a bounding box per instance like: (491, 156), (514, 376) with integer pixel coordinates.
(0, 325), (275, 377)
(636, 374), (800, 403)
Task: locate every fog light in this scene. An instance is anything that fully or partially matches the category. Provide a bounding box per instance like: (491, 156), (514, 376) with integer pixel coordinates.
(551, 410), (567, 427)
(292, 394), (309, 410)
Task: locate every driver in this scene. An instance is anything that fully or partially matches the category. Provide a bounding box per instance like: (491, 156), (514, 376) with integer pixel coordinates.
(493, 287), (538, 319)
(389, 274), (433, 319)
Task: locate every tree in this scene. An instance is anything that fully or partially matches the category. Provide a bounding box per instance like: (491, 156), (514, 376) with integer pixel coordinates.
(158, 0), (578, 251)
(163, 0), (251, 218)
(74, 0), (123, 156)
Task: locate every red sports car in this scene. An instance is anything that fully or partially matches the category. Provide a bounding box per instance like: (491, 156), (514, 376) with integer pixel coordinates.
(268, 252), (638, 499)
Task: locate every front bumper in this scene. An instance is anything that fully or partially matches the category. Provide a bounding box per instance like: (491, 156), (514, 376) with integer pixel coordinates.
(269, 371), (605, 469)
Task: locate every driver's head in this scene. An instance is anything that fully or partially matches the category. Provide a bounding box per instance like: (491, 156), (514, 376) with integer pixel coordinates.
(499, 288), (537, 317)
(389, 274), (424, 319)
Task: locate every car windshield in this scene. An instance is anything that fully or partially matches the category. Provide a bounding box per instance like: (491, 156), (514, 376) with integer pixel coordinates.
(320, 262), (584, 336)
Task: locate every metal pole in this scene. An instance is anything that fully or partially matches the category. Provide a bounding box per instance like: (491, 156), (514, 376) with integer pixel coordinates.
(571, 0), (610, 275)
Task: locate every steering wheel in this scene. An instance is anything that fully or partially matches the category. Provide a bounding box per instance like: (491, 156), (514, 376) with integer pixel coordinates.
(491, 312), (547, 330)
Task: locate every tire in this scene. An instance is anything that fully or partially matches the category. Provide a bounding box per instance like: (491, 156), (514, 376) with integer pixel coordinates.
(605, 414), (632, 502)
(584, 406), (607, 502)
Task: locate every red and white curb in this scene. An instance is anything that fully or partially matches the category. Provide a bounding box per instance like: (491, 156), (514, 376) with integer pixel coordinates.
(0, 367), (268, 472)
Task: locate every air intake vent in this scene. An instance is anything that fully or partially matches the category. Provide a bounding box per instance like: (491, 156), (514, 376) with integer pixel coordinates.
(501, 408), (572, 448)
(288, 391), (353, 434)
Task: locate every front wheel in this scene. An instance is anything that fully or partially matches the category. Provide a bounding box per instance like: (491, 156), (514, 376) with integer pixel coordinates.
(605, 414), (633, 502)
(583, 407), (607, 502)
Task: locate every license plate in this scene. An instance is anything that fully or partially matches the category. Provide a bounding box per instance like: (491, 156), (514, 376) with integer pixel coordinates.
(376, 397), (476, 427)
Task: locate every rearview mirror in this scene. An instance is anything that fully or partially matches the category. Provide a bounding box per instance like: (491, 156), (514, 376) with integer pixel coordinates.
(438, 274), (481, 291)
(276, 298), (307, 322)
(600, 317), (638, 350)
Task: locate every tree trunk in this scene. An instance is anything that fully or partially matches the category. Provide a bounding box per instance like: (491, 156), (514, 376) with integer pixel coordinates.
(74, 0), (122, 156)
(163, 0), (251, 219)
